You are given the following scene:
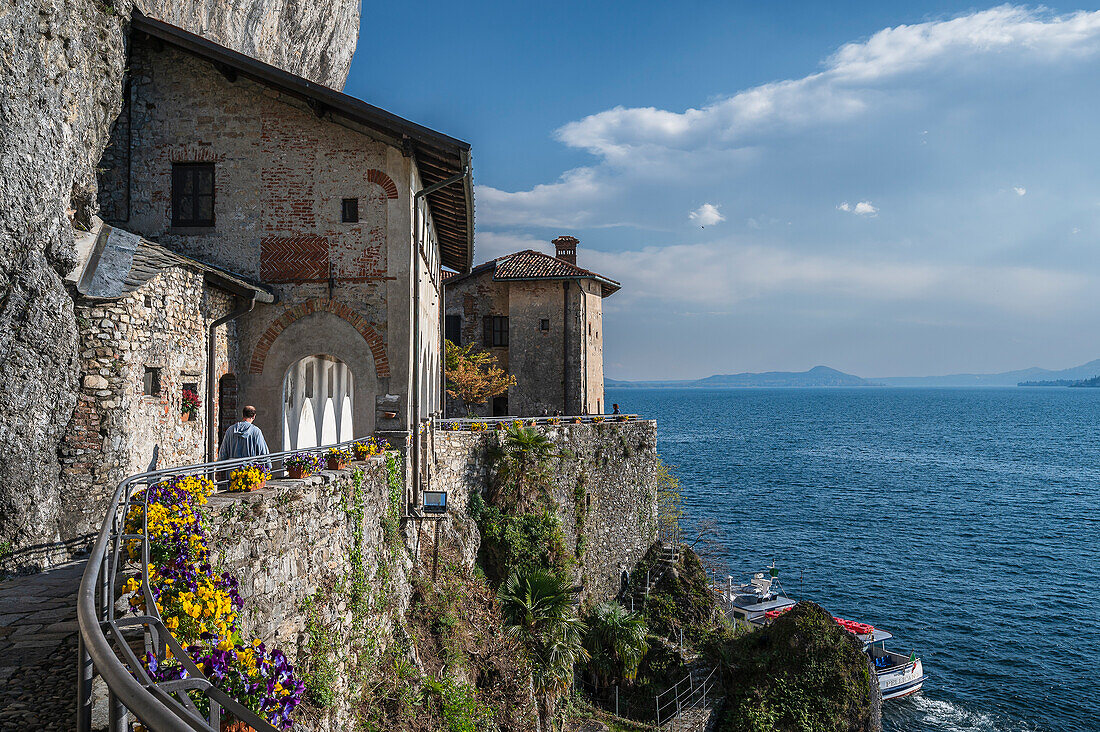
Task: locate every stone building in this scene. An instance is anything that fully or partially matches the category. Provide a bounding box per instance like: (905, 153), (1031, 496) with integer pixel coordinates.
(50, 11), (475, 547)
(444, 236), (620, 417)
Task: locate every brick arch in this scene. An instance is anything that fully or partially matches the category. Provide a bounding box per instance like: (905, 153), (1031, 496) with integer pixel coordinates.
(249, 299), (390, 377)
(366, 169), (399, 199)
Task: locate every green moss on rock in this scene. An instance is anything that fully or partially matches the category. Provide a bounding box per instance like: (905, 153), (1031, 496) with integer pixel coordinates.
(712, 601), (881, 732)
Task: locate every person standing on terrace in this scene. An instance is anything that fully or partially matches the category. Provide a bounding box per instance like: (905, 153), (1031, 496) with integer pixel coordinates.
(218, 405), (271, 468)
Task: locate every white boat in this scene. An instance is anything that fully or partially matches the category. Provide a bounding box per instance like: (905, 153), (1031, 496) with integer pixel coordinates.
(716, 564), (926, 700)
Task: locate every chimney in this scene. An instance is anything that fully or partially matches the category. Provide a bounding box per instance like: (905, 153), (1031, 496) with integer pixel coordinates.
(553, 235), (578, 265)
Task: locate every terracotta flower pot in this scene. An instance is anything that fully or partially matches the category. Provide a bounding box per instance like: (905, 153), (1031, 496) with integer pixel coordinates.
(249, 480), (266, 492)
(221, 719), (255, 732)
(181, 412), (190, 422)
(287, 465), (307, 480)
(326, 457), (346, 470)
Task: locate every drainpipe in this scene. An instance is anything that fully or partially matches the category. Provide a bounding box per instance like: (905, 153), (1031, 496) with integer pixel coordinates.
(563, 281), (570, 414)
(412, 164), (470, 505)
(206, 294), (256, 462)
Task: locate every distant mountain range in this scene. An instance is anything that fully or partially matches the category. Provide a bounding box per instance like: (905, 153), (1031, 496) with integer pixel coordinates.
(606, 359), (1100, 389)
(606, 366), (879, 388)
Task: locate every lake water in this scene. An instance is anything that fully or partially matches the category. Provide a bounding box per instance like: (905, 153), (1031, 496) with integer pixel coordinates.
(606, 387), (1100, 732)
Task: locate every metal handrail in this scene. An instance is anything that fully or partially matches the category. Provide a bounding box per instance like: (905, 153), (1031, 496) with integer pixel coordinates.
(77, 437), (381, 732)
(654, 665), (719, 728)
(436, 414), (641, 429)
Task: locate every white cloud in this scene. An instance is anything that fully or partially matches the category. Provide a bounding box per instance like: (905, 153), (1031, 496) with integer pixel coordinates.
(473, 231), (554, 262)
(1013, 186), (1027, 196)
(584, 238), (1091, 316)
(838, 201), (878, 216)
(476, 168), (609, 228)
(689, 203), (725, 226)
(554, 7), (1100, 162)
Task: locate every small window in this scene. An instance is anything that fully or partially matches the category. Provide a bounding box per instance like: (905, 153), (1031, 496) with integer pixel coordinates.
(143, 295), (152, 308)
(171, 163), (215, 227)
(143, 367), (161, 397)
(483, 315), (508, 347)
(445, 315), (462, 346)
(540, 318), (550, 332)
(341, 197), (359, 223)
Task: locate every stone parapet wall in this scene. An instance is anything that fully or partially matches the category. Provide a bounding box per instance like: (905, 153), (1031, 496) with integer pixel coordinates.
(204, 455), (410, 729)
(433, 421), (659, 601)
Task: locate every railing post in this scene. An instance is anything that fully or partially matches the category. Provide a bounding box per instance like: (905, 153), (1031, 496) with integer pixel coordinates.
(76, 632), (92, 732)
(615, 685), (618, 717)
(109, 688), (127, 732)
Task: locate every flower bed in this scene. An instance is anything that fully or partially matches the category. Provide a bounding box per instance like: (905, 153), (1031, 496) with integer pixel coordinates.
(124, 475), (304, 729)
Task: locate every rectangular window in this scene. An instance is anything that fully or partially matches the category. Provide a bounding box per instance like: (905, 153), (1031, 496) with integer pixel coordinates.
(143, 367), (161, 397)
(445, 315), (462, 346)
(171, 163), (215, 227)
(341, 197), (359, 223)
(540, 318), (550, 331)
(482, 315), (508, 347)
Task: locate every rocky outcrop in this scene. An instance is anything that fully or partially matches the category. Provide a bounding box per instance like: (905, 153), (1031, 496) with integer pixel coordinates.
(0, 0), (360, 573)
(713, 601), (882, 732)
(139, 0), (361, 89)
(0, 0), (133, 572)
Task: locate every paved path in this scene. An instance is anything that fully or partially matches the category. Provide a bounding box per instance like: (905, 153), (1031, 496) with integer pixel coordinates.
(0, 560), (85, 731)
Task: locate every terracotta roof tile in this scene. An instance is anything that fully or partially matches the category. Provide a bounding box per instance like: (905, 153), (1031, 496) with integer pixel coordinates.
(447, 250), (620, 297)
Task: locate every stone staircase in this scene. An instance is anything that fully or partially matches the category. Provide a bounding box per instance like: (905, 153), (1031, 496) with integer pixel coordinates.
(629, 541), (680, 609)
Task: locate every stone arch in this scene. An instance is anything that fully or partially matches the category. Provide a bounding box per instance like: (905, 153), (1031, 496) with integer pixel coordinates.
(366, 169), (399, 199)
(243, 313), (382, 448)
(249, 299), (389, 378)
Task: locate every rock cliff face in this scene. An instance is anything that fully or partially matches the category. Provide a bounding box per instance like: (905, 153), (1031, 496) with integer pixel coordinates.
(0, 0), (133, 571)
(138, 0), (361, 89)
(0, 0), (360, 572)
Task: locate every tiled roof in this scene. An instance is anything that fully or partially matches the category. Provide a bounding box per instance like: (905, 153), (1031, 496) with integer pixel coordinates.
(445, 250), (620, 297)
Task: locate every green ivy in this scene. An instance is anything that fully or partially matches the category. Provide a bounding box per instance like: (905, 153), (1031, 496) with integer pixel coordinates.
(383, 451), (402, 551)
(301, 593), (338, 709)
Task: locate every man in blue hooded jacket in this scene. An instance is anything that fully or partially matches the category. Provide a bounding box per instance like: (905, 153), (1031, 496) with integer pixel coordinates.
(218, 405), (271, 468)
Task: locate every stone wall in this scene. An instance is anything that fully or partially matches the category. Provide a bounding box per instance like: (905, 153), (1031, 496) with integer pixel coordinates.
(432, 421), (659, 601)
(204, 456), (411, 730)
(58, 268), (237, 549)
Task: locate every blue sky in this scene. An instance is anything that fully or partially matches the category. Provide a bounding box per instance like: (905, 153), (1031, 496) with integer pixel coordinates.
(345, 2), (1100, 379)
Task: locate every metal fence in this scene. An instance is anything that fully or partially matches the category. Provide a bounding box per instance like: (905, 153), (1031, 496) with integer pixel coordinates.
(76, 437), (381, 732)
(654, 666), (720, 729)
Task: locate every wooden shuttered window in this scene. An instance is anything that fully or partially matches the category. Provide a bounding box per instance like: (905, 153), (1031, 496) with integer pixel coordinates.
(483, 315), (508, 347)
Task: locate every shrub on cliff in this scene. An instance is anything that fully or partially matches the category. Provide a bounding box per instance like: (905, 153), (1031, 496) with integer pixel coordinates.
(626, 543), (719, 638)
(711, 601), (880, 732)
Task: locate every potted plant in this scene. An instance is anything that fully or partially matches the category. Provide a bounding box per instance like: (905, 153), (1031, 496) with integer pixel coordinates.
(573, 417), (583, 424)
(284, 452), (320, 480)
(228, 464), (270, 492)
(181, 388), (200, 422)
(593, 415), (606, 423)
(325, 447), (352, 470)
(547, 417), (561, 426)
(352, 438), (379, 460)
(470, 422), (488, 432)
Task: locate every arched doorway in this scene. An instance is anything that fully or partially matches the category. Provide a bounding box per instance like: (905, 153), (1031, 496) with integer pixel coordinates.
(282, 355), (355, 450)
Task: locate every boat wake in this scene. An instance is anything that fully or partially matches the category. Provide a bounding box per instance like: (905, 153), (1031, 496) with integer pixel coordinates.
(888, 696), (1039, 732)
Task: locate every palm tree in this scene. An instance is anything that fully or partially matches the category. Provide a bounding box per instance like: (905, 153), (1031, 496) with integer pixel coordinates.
(489, 424), (558, 509)
(583, 601), (649, 687)
(498, 568), (589, 732)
